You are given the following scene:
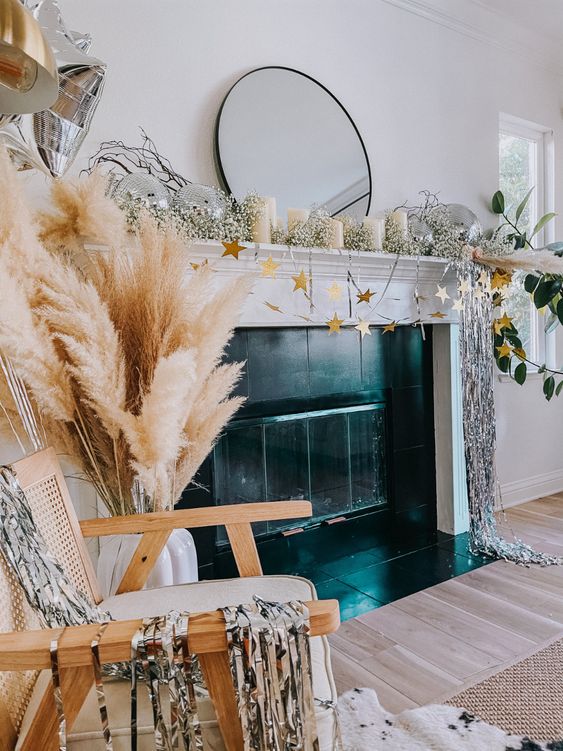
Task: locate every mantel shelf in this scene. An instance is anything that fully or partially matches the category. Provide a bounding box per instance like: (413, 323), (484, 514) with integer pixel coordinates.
(185, 240), (460, 328)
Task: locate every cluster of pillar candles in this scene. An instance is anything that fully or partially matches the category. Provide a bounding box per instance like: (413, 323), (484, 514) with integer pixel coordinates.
(251, 196), (410, 249)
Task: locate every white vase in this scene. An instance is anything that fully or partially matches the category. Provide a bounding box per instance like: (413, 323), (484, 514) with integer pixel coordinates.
(97, 528), (198, 599)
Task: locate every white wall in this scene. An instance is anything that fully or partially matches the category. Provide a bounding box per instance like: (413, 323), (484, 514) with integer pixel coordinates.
(24, 0), (563, 508)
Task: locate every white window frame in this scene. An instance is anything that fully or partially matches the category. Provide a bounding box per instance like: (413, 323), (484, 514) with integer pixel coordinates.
(499, 113), (555, 372)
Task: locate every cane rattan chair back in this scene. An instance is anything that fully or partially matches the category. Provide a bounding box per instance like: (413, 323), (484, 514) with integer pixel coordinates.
(0, 448), (100, 748)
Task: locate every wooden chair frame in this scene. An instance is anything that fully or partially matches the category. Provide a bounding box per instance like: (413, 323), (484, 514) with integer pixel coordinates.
(0, 449), (340, 751)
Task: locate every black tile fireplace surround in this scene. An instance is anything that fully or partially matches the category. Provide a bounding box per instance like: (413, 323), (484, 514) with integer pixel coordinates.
(179, 325), (436, 580)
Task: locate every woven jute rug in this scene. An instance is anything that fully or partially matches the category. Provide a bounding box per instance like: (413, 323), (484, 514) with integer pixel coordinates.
(446, 636), (563, 742)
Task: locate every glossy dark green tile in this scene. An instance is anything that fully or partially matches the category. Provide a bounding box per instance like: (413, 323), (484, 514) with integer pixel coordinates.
(320, 550), (383, 578)
(349, 408), (387, 510)
(315, 578), (383, 621)
(247, 328), (309, 401)
(393, 445), (435, 512)
(361, 328), (390, 389)
(308, 328), (361, 395)
(392, 386), (426, 450)
(341, 560), (436, 604)
(393, 545), (490, 581)
(223, 329), (249, 398)
(436, 532), (491, 564)
(391, 326), (425, 388)
(309, 412), (351, 518)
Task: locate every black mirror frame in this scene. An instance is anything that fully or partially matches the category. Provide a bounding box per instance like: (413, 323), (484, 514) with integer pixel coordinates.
(214, 65), (372, 217)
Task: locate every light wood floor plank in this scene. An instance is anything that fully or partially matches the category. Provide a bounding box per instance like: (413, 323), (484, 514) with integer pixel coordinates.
(330, 495), (563, 705)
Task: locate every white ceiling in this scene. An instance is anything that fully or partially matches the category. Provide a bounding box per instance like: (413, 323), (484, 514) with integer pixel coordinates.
(476, 0), (563, 44)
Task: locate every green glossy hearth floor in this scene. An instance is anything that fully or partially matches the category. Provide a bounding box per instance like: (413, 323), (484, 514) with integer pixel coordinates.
(263, 530), (491, 622)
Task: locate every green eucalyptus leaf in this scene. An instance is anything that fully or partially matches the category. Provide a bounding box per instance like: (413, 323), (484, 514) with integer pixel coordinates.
(524, 274), (540, 293)
(534, 279), (562, 308)
(557, 298), (563, 325)
(531, 212), (557, 239)
(515, 187), (534, 223)
(556, 380), (563, 397)
(514, 234), (526, 250)
(544, 375), (555, 400)
(497, 355), (510, 373)
(491, 191), (505, 214)
(514, 362), (527, 385)
(547, 242), (563, 257)
(538, 364), (547, 374)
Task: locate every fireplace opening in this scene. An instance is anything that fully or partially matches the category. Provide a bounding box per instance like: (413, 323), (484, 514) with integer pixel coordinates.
(180, 325), (436, 580)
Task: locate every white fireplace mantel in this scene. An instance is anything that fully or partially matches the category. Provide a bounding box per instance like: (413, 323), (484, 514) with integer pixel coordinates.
(188, 240), (468, 537)
(189, 240), (460, 328)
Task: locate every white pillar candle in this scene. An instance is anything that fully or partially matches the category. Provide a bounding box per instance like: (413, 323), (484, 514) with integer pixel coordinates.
(363, 216), (385, 249)
(252, 199), (271, 244)
(287, 208), (310, 228)
(391, 208), (409, 236)
(330, 218), (344, 249)
(264, 197), (277, 228)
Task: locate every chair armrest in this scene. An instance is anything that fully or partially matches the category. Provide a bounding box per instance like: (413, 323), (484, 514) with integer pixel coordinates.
(0, 599), (340, 671)
(81, 501), (313, 594)
(79, 501), (312, 537)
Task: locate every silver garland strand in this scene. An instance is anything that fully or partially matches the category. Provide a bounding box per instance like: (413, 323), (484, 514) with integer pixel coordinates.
(130, 614), (203, 751)
(222, 596), (321, 751)
(458, 261), (563, 565)
(0, 466), (109, 627)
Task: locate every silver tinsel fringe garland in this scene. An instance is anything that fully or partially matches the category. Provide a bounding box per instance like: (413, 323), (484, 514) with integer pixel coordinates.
(458, 261), (563, 566)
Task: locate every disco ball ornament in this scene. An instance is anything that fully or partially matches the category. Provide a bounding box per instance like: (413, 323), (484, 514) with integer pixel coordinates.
(408, 214), (433, 244)
(172, 183), (227, 219)
(111, 173), (170, 209)
(445, 203), (482, 244)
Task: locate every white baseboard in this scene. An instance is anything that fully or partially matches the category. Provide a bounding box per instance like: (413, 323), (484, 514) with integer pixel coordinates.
(498, 469), (563, 509)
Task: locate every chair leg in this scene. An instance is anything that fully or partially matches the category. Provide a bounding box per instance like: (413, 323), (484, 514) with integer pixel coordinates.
(199, 651), (244, 751)
(21, 666), (94, 751)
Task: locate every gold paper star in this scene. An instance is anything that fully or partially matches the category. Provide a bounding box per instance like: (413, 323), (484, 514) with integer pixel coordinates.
(458, 279), (471, 296)
(264, 301), (283, 313)
(326, 312), (344, 334)
(514, 347), (526, 360)
(382, 321), (397, 334)
(435, 285), (450, 304)
(260, 255), (280, 278)
(430, 311), (447, 319)
(498, 312), (513, 329)
(452, 298), (464, 312)
(355, 319), (372, 338)
(491, 270), (512, 290)
(190, 259), (209, 271)
(478, 270), (490, 287)
(415, 294), (428, 302)
(497, 342), (512, 358)
(222, 240), (246, 259)
(357, 288), (375, 304)
(327, 281), (343, 301)
(292, 269), (309, 292)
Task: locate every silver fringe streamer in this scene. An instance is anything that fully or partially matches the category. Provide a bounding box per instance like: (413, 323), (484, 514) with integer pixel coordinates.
(91, 621), (113, 750)
(458, 261), (563, 565)
(0, 466), (109, 627)
(222, 596), (320, 751)
(131, 614), (203, 751)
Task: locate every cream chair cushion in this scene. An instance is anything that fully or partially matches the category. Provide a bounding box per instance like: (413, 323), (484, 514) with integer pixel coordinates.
(18, 575), (337, 750)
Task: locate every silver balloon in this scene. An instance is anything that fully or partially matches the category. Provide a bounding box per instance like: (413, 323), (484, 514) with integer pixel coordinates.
(112, 173), (170, 209)
(172, 183), (227, 219)
(445, 203), (482, 244)
(0, 0), (106, 178)
(408, 214), (433, 243)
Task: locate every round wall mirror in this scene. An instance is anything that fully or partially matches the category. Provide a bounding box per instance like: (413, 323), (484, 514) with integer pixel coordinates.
(215, 67), (371, 221)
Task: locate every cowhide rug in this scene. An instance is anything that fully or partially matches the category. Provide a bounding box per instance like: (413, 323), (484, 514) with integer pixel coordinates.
(337, 688), (563, 751)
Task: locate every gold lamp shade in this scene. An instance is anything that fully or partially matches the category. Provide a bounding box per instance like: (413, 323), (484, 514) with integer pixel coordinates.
(0, 0), (57, 114)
